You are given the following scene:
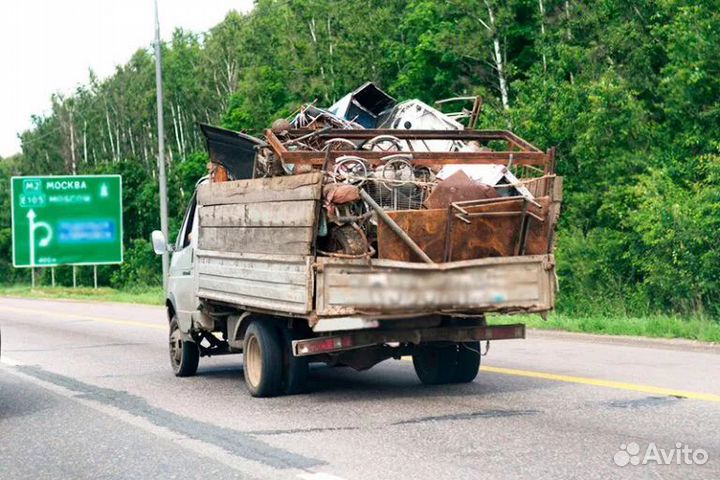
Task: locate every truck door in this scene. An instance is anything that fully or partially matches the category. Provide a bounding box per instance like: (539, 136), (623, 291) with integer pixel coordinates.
(168, 192), (198, 332)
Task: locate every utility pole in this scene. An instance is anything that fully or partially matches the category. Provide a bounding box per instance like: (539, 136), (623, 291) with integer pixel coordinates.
(154, 0), (169, 291)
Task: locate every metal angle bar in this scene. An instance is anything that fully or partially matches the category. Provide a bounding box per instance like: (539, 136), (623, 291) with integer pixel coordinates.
(359, 189), (434, 265)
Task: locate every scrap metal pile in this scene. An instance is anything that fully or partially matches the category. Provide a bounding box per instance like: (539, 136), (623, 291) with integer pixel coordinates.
(206, 82), (561, 264)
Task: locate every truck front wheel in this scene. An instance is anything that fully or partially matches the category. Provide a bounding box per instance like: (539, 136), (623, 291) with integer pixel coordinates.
(169, 318), (199, 377)
(243, 321), (284, 397)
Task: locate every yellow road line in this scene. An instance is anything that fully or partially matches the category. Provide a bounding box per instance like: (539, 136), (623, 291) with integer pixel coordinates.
(0, 305), (165, 330)
(481, 365), (720, 403)
(401, 357), (720, 403)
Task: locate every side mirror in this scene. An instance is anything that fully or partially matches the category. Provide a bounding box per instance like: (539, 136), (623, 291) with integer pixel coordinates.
(151, 230), (169, 254)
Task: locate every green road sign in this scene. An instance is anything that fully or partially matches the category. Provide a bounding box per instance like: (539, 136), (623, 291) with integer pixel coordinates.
(11, 175), (123, 267)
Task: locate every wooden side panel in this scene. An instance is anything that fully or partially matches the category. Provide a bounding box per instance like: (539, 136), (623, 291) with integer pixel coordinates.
(197, 172), (323, 206)
(199, 200), (316, 228)
(315, 255), (554, 317)
(198, 226), (314, 256)
(196, 172), (321, 257)
(196, 251), (313, 314)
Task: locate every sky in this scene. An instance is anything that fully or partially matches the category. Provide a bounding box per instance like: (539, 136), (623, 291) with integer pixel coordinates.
(0, 0), (253, 158)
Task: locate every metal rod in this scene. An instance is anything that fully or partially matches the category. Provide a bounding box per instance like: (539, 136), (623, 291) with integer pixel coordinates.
(51, 267), (55, 287)
(154, 0), (169, 292)
(514, 200), (531, 256)
(359, 189), (434, 264)
(93, 265), (98, 289)
(444, 205), (455, 262)
(461, 211), (544, 222)
(73, 266), (77, 288)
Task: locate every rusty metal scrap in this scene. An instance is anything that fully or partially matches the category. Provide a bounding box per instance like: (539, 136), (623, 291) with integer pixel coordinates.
(376, 197), (552, 263)
(423, 170), (498, 210)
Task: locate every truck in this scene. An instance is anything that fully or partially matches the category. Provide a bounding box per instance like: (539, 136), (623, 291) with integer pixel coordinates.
(152, 97), (561, 397)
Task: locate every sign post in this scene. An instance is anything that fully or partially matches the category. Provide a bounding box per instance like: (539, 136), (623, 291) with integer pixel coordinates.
(11, 175), (123, 274)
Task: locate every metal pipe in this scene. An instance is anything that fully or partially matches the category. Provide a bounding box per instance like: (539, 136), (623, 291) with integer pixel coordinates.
(359, 189), (434, 264)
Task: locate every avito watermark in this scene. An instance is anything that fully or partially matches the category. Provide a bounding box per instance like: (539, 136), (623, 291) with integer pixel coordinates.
(614, 442), (708, 467)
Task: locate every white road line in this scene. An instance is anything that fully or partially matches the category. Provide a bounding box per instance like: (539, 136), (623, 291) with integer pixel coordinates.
(298, 473), (348, 480)
(0, 355), (21, 366)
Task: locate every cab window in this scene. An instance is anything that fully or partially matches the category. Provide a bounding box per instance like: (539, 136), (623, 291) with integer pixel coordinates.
(175, 194), (197, 250)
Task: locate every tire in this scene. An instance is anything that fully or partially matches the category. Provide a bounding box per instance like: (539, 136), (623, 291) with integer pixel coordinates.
(169, 317), (199, 377)
(452, 341), (481, 383)
(243, 321), (284, 397)
(281, 327), (309, 395)
(412, 343), (458, 385)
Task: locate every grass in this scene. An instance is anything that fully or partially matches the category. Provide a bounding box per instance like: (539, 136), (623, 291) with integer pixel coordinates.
(489, 312), (720, 343)
(0, 285), (165, 306)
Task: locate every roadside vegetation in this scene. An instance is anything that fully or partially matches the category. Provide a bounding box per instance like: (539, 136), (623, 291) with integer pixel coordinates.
(0, 285), (164, 306)
(1, 1), (719, 338)
(490, 314), (720, 344)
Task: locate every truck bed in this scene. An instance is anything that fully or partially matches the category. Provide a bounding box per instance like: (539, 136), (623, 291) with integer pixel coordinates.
(195, 249), (554, 319)
(194, 171), (557, 321)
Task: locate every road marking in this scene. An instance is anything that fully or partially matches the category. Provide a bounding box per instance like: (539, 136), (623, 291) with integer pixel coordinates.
(298, 473), (348, 480)
(400, 357), (720, 403)
(480, 365), (720, 403)
(0, 305), (165, 330)
(0, 355), (21, 366)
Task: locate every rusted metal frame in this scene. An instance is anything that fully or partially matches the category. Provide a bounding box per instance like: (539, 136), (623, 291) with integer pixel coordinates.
(359, 189), (434, 264)
(453, 195), (542, 209)
(443, 204), (455, 262)
(284, 129), (542, 151)
(459, 210), (545, 222)
(284, 126), (331, 147)
(469, 97), (483, 130)
(281, 150), (548, 166)
(443, 201), (472, 262)
(544, 146), (557, 175)
(514, 199), (532, 256)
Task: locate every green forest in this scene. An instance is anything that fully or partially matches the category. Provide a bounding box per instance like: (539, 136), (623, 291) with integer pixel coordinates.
(1, 0), (719, 320)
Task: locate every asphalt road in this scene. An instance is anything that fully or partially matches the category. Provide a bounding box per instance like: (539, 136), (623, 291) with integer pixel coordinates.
(1, 297), (718, 480)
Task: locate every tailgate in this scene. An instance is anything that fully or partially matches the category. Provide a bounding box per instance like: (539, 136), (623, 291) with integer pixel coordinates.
(315, 254), (555, 317)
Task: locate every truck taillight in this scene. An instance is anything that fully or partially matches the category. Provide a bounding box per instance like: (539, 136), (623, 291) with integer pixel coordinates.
(294, 335), (354, 356)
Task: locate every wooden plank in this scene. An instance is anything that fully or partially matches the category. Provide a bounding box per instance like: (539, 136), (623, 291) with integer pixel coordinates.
(197, 260), (308, 286)
(265, 129), (288, 155)
(196, 253), (314, 314)
(198, 275), (308, 304)
(315, 256), (552, 315)
(199, 200), (316, 228)
(197, 171), (323, 206)
(198, 226), (314, 256)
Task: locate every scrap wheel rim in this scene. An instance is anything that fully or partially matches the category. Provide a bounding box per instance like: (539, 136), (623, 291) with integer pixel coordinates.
(169, 325), (183, 369)
(245, 334), (262, 389)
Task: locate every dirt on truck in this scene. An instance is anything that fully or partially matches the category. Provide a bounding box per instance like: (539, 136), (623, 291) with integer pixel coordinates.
(152, 82), (562, 397)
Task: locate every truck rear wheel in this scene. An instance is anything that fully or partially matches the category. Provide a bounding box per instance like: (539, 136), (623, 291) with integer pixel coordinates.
(452, 341), (481, 383)
(281, 328), (309, 395)
(412, 343), (457, 385)
(169, 318), (199, 377)
(243, 321), (283, 397)
(413, 342), (481, 385)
